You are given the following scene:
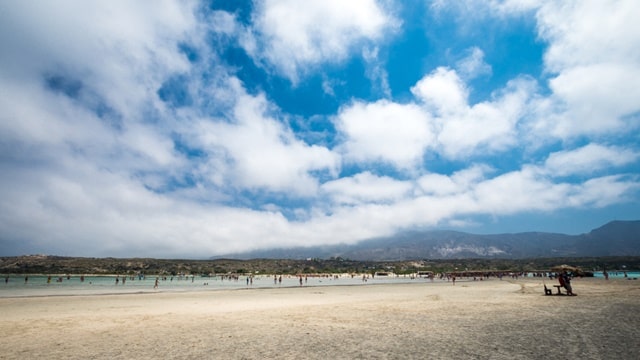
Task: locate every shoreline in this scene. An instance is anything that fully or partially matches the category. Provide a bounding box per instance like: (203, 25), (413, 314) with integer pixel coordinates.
(0, 272), (437, 298)
(2, 272), (639, 299)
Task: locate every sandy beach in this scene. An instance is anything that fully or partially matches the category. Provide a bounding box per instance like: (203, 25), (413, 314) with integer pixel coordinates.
(1, 277), (639, 359)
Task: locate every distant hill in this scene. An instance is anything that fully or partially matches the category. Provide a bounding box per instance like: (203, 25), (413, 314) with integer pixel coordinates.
(214, 220), (640, 261)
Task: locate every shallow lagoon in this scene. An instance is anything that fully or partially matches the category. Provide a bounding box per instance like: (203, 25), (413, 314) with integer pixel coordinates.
(592, 270), (640, 279)
(0, 273), (422, 297)
(3, 271), (638, 297)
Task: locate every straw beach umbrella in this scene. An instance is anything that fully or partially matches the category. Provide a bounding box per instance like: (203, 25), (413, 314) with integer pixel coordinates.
(551, 264), (583, 275)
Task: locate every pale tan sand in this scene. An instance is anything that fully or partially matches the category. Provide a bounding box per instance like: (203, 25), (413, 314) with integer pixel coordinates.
(1, 278), (639, 359)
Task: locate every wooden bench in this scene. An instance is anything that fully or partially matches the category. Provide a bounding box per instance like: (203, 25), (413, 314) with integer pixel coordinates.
(544, 284), (564, 295)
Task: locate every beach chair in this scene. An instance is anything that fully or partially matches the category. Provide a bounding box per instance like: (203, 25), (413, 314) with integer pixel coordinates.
(544, 284), (553, 295)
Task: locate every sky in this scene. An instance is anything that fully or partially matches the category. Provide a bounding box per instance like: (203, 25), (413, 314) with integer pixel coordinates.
(1, 0), (639, 259)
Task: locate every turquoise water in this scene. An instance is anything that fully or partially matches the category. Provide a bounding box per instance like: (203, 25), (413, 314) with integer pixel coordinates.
(0, 274), (421, 298)
(592, 271), (640, 279)
(4, 272), (636, 297)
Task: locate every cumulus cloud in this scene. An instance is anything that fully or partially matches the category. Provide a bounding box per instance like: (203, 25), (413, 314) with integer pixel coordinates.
(544, 144), (640, 177)
(569, 175), (640, 208)
(243, 0), (399, 83)
(334, 100), (435, 169)
(532, 1), (640, 139)
(466, 167), (639, 215)
(194, 80), (340, 196)
(473, 166), (570, 213)
(412, 68), (534, 159)
(321, 172), (413, 205)
(433, 0), (640, 141)
(417, 165), (490, 197)
(544, 63), (640, 137)
(0, 159), (306, 257)
(0, 0), (196, 116)
(412, 67), (469, 116)
(0, 0), (197, 169)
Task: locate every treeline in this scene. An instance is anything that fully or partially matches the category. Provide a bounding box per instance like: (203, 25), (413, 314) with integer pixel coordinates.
(1, 255), (638, 276)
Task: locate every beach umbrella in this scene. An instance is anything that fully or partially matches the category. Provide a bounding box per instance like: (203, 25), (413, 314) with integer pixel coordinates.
(550, 265), (583, 275)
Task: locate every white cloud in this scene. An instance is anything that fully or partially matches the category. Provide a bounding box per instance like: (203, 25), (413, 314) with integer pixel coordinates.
(537, 1), (640, 73)
(334, 63), (535, 166)
(473, 166), (570, 213)
(412, 68), (535, 159)
(0, 158), (306, 257)
(244, 0), (399, 83)
(363, 46), (392, 97)
(320, 73), (347, 97)
(334, 100), (435, 169)
(469, 165), (640, 216)
(195, 80), (340, 196)
(533, 0), (640, 139)
(456, 47), (492, 79)
(568, 175), (640, 208)
(432, 1), (640, 141)
(208, 10), (239, 35)
(6, 158), (634, 257)
(308, 164), (639, 237)
(416, 173), (459, 197)
(544, 63), (640, 137)
(321, 172), (413, 204)
(417, 165), (490, 196)
(544, 144), (640, 177)
(0, 0), (197, 171)
(0, 1), (197, 118)
(412, 67), (469, 116)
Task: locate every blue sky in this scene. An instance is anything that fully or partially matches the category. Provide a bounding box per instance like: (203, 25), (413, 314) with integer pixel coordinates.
(1, 0), (639, 258)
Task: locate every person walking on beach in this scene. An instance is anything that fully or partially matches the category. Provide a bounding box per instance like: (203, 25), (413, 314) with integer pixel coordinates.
(154, 277), (159, 289)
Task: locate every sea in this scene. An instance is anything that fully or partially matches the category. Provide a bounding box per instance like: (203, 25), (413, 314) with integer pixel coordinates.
(0, 273), (422, 298)
(2, 271), (637, 298)
(592, 271), (640, 279)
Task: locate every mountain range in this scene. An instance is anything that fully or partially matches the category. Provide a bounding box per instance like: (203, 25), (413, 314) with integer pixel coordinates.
(214, 220), (640, 261)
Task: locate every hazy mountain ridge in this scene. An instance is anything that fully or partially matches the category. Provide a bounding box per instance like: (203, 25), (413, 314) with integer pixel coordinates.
(214, 220), (640, 261)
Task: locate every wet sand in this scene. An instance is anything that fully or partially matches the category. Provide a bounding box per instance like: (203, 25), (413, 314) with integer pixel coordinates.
(1, 277), (639, 359)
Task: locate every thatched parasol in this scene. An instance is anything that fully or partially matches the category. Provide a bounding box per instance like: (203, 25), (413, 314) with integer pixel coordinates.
(550, 264), (583, 275)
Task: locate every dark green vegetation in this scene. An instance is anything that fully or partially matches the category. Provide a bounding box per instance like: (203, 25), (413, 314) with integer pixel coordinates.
(1, 255), (638, 276)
